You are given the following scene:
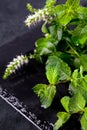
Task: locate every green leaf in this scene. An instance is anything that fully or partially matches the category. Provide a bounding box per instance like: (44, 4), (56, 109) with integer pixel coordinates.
(69, 93), (86, 114)
(41, 22), (48, 34)
(55, 5), (74, 26)
(45, 0), (56, 7)
(61, 96), (70, 112)
(55, 52), (72, 65)
(33, 84), (56, 108)
(77, 6), (87, 20)
(55, 5), (66, 18)
(46, 55), (71, 84)
(70, 82), (87, 101)
(54, 112), (71, 130)
(46, 56), (60, 84)
(48, 25), (62, 41)
(48, 25), (58, 40)
(55, 0), (80, 26)
(69, 68), (87, 101)
(57, 28), (63, 41)
(80, 54), (87, 72)
(59, 13), (74, 26)
(71, 69), (79, 87)
(72, 25), (87, 46)
(66, 0), (80, 9)
(80, 107), (87, 130)
(35, 37), (56, 56)
(74, 57), (80, 68)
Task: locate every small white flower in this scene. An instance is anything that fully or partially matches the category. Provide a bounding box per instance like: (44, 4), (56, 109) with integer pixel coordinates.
(3, 55), (29, 79)
(15, 65), (18, 69)
(25, 60), (28, 64)
(13, 58), (17, 62)
(25, 8), (50, 27)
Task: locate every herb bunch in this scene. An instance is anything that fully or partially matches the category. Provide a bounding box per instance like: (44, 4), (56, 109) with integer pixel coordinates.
(3, 0), (87, 129)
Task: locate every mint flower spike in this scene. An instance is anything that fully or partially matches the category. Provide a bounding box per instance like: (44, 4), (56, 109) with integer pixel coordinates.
(27, 3), (37, 13)
(25, 8), (51, 27)
(3, 55), (29, 79)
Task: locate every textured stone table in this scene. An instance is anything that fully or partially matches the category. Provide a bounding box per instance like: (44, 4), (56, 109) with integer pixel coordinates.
(0, 98), (39, 130)
(0, 1), (44, 130)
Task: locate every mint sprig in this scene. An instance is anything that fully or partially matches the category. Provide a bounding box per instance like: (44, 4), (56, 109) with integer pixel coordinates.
(3, 0), (87, 130)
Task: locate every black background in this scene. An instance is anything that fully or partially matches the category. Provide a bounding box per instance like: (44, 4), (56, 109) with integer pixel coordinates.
(0, 0), (87, 130)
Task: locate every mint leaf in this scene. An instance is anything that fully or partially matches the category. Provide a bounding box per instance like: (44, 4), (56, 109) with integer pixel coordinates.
(72, 25), (87, 46)
(46, 56), (60, 84)
(55, 0), (80, 26)
(70, 69), (79, 87)
(61, 96), (70, 112)
(55, 5), (66, 17)
(48, 25), (58, 40)
(70, 82), (87, 101)
(80, 107), (87, 130)
(77, 6), (87, 20)
(59, 13), (74, 26)
(41, 22), (48, 34)
(59, 58), (71, 81)
(57, 28), (63, 41)
(69, 93), (86, 114)
(54, 112), (71, 130)
(66, 0), (80, 8)
(46, 55), (71, 84)
(74, 57), (80, 68)
(48, 25), (62, 42)
(33, 84), (56, 108)
(35, 37), (56, 56)
(80, 54), (87, 72)
(55, 4), (74, 26)
(45, 0), (56, 7)
(69, 68), (87, 101)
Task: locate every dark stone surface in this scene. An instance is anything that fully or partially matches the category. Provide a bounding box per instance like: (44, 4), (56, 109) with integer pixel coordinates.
(0, 98), (39, 130)
(0, 0), (45, 47)
(0, 1), (44, 130)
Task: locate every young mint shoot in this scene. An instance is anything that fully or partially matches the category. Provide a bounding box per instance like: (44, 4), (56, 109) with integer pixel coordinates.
(3, 0), (87, 129)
